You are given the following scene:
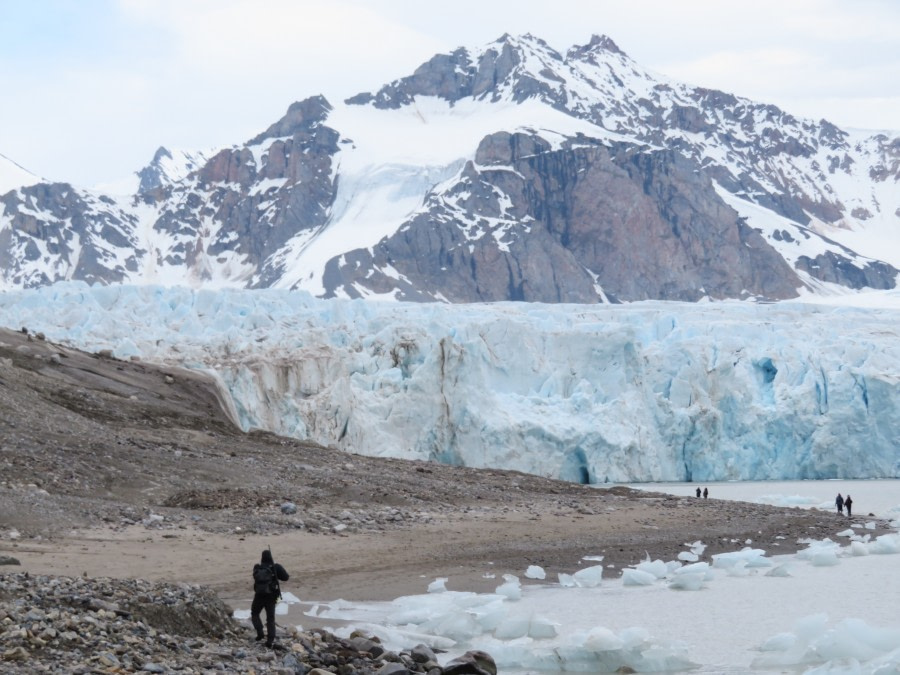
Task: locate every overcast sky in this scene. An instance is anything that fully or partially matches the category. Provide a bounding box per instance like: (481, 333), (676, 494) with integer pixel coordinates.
(1, 0), (898, 187)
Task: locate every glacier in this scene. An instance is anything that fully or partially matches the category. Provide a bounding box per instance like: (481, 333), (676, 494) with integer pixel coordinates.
(1, 282), (898, 483)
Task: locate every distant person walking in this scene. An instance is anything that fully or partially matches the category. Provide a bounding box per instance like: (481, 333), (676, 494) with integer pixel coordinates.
(835, 493), (844, 514)
(844, 495), (853, 517)
(703, 487), (708, 499)
(250, 549), (290, 648)
(696, 487), (701, 498)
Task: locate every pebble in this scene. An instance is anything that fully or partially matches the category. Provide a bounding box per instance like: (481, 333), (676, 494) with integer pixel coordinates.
(0, 572), (495, 674)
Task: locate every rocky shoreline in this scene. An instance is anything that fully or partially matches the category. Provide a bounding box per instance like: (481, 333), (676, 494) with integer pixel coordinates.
(0, 572), (496, 674)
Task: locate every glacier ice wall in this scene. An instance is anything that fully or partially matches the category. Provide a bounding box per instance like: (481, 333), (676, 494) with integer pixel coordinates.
(1, 283), (898, 483)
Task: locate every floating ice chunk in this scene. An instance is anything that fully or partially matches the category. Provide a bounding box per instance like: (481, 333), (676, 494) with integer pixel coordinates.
(275, 601), (288, 615)
(810, 550), (840, 566)
(622, 568), (657, 586)
(668, 574), (705, 591)
(558, 572), (576, 588)
(430, 620), (697, 673)
(677, 551), (699, 562)
(665, 560), (683, 574)
(865, 521), (877, 530)
(668, 562), (710, 590)
(634, 557), (668, 579)
(870, 533), (900, 554)
(388, 592), (482, 626)
(712, 547), (770, 569)
(427, 577), (448, 593)
(233, 608), (250, 620)
(850, 541), (871, 556)
(765, 564), (792, 577)
(726, 561), (751, 577)
(424, 610), (482, 641)
(686, 540), (706, 555)
(758, 632), (797, 652)
(493, 615), (530, 640)
(496, 614), (560, 641)
(528, 614), (558, 639)
(584, 626), (624, 651)
(495, 574), (521, 600)
(797, 538), (842, 565)
(572, 564), (604, 588)
(836, 528), (855, 538)
(280, 591), (300, 604)
(746, 556), (773, 568)
(581, 555), (604, 562)
(674, 561), (711, 577)
(468, 599), (506, 632)
(525, 565), (546, 580)
(752, 614), (900, 671)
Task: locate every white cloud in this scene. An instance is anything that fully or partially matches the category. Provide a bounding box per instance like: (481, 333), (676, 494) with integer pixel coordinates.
(117, 0), (444, 96)
(0, 0), (898, 185)
(662, 48), (823, 93)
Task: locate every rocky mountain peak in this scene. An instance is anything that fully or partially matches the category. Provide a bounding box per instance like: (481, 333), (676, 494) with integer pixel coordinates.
(566, 34), (626, 62)
(250, 94), (333, 144)
(136, 147), (174, 193)
(345, 33), (575, 109)
(136, 146), (212, 193)
(490, 32), (563, 58)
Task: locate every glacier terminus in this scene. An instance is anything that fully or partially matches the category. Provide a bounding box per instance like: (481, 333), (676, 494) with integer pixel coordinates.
(2, 283), (897, 484)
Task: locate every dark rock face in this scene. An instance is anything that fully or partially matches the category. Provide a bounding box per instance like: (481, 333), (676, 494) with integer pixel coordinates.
(795, 251), (897, 290)
(0, 183), (142, 287)
(348, 33), (608, 111)
(324, 133), (801, 302)
(137, 147), (174, 193)
(146, 95), (342, 286)
(343, 34), (896, 244)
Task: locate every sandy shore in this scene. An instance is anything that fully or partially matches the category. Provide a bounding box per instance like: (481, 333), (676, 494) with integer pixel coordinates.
(4, 492), (871, 629)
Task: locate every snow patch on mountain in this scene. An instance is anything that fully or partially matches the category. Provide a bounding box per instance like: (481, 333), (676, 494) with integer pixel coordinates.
(271, 96), (622, 295)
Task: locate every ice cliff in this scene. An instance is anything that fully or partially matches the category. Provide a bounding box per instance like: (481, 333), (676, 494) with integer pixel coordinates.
(2, 283), (898, 483)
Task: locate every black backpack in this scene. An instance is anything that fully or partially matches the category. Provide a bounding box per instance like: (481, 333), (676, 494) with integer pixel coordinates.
(253, 563), (279, 595)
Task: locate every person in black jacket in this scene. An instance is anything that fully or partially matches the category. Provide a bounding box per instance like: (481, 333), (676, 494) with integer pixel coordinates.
(250, 549), (290, 648)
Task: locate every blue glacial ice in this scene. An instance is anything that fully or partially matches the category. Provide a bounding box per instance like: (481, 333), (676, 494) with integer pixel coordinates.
(0, 282), (898, 483)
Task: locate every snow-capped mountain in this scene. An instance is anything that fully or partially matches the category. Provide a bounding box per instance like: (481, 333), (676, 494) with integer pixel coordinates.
(1, 34), (897, 301)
